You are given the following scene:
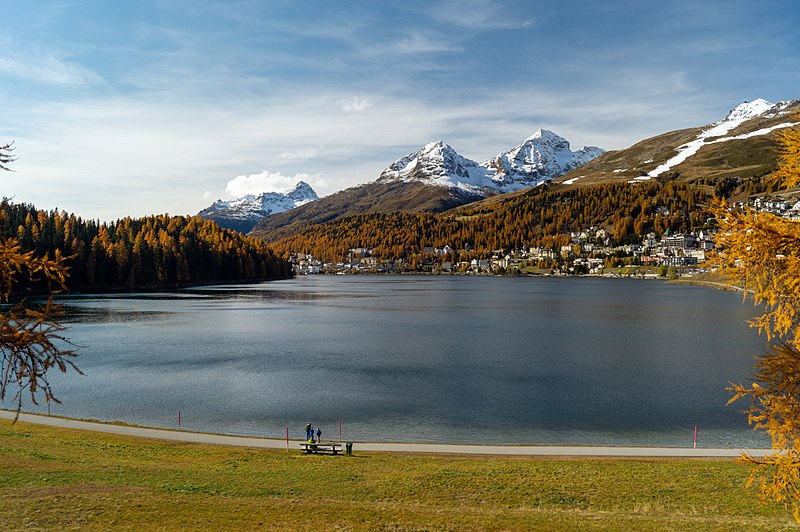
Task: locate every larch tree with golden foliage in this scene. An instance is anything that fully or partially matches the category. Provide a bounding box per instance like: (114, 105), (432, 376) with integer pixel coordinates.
(0, 142), (80, 418)
(715, 116), (800, 521)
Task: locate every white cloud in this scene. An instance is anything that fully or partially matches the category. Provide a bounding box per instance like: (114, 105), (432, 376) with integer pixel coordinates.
(224, 170), (321, 198)
(339, 97), (372, 112)
(203, 190), (213, 199)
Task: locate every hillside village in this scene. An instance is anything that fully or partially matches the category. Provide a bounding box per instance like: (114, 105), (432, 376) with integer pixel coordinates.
(290, 194), (800, 277)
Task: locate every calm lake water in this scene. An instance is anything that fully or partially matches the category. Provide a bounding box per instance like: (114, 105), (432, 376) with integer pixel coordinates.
(18, 276), (770, 447)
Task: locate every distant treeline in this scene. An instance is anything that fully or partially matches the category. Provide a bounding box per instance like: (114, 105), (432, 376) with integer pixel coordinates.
(0, 200), (291, 292)
(268, 181), (712, 262)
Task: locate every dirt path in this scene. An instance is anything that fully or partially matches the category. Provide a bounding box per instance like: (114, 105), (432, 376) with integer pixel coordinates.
(0, 410), (770, 457)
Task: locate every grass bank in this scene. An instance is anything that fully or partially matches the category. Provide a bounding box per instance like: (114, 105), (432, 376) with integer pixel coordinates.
(0, 419), (795, 531)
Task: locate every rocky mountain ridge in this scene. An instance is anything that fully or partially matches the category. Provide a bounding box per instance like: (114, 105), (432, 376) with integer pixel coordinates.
(198, 181), (319, 233)
(378, 130), (605, 194)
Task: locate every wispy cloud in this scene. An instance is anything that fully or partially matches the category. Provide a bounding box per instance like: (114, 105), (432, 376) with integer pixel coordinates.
(425, 0), (533, 30)
(0, 39), (102, 85)
(387, 31), (462, 55)
(279, 147), (320, 161)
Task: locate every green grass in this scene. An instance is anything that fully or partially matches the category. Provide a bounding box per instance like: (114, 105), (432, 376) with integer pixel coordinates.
(0, 420), (796, 531)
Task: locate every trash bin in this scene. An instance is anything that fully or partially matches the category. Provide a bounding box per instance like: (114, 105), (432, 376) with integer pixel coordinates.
(345, 442), (353, 456)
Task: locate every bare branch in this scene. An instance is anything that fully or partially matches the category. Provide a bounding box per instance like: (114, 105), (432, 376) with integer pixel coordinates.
(0, 141), (17, 172)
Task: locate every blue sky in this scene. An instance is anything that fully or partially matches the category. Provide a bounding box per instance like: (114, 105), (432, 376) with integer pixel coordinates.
(2, 0), (799, 220)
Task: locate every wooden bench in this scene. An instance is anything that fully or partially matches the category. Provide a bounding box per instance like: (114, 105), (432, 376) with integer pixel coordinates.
(300, 442), (342, 455)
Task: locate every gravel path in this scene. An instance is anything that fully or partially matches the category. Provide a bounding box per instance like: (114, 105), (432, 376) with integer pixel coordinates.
(1, 410), (771, 457)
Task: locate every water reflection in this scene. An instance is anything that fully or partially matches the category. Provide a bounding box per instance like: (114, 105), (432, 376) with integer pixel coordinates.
(13, 276), (770, 447)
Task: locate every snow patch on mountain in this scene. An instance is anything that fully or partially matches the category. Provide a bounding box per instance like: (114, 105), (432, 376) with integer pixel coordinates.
(379, 130), (604, 195)
(649, 99), (799, 178)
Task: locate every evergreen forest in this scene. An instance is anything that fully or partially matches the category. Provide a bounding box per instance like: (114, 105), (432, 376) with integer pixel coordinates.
(0, 199), (291, 293)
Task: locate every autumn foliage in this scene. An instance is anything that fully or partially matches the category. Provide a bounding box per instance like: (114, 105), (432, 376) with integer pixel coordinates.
(717, 117), (800, 521)
(0, 201), (292, 292)
(0, 238), (80, 415)
(269, 180), (710, 262)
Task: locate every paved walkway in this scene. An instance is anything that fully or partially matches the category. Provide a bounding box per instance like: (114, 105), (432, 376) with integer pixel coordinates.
(0, 410), (771, 458)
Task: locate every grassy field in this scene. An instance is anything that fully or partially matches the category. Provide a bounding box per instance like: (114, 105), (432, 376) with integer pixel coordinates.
(0, 419), (796, 531)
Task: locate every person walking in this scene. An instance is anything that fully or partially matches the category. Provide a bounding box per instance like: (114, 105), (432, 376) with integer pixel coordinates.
(316, 427), (322, 443)
(305, 422), (313, 442)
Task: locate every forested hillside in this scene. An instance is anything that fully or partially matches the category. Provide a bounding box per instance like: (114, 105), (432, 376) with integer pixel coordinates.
(268, 181), (711, 262)
(0, 200), (291, 292)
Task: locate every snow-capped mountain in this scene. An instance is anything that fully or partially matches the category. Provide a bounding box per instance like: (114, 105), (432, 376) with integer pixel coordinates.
(377, 130), (604, 195)
(250, 97), (798, 243)
(484, 129), (605, 189)
(377, 140), (496, 194)
(198, 181), (319, 233)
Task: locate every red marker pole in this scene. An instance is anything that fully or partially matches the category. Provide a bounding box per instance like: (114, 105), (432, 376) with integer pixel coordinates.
(286, 427), (289, 451)
(693, 425), (697, 449)
(178, 410), (181, 429)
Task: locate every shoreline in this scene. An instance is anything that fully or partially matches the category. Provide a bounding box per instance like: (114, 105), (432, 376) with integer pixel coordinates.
(0, 409), (770, 458)
(669, 278), (746, 292)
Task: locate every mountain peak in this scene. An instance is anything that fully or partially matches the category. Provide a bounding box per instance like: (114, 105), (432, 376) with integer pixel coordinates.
(378, 141), (490, 193)
(484, 130), (604, 190)
(724, 98), (773, 123)
(378, 130), (604, 195)
(287, 180), (316, 197)
(525, 129), (560, 142)
(419, 140), (456, 157)
(425, 139), (447, 148)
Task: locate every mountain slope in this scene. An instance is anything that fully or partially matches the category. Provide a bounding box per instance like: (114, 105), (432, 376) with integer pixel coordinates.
(249, 180), (482, 243)
(198, 181), (319, 233)
(556, 99), (800, 187)
(266, 180), (709, 262)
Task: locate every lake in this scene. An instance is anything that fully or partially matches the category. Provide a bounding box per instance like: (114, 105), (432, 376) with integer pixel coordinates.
(16, 275), (770, 447)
